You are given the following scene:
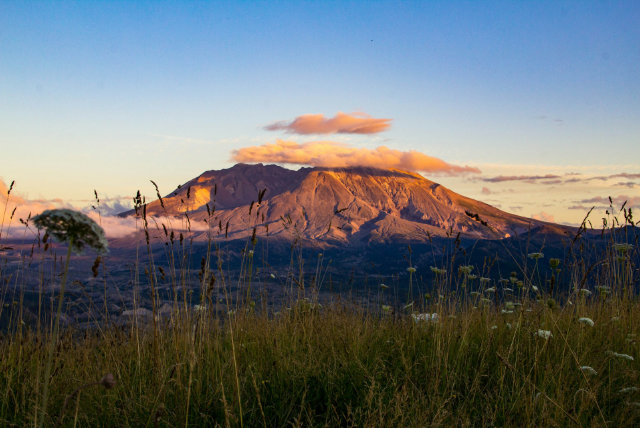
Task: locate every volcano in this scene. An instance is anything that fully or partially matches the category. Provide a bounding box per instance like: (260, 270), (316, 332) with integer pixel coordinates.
(121, 163), (572, 246)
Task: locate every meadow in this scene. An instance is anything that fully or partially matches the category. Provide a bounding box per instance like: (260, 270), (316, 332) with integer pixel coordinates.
(0, 187), (638, 427)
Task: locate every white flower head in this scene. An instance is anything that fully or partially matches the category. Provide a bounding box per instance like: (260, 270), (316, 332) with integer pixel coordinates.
(406, 267), (416, 273)
(430, 266), (446, 275)
(579, 288), (592, 297)
(528, 252), (544, 260)
(580, 366), (598, 376)
(578, 317), (595, 327)
(609, 352), (634, 361)
(33, 209), (108, 254)
(613, 243), (633, 253)
(536, 329), (553, 340)
(412, 312), (438, 323)
(620, 387), (640, 393)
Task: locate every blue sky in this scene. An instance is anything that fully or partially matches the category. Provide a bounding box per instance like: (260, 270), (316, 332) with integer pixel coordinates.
(1, 1), (639, 224)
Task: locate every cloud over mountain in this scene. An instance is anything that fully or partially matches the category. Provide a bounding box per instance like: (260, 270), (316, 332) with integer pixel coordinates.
(232, 140), (480, 174)
(265, 112), (391, 135)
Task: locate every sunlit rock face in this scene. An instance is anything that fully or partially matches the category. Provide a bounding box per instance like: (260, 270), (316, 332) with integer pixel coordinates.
(122, 163), (569, 246)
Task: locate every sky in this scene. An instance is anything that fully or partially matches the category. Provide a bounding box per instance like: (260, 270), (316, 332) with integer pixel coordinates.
(1, 0), (639, 227)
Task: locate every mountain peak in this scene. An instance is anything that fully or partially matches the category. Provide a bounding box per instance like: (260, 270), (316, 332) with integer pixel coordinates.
(129, 163), (568, 244)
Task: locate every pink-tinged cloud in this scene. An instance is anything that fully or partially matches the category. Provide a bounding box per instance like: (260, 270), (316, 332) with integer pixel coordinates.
(577, 195), (640, 207)
(232, 140), (480, 174)
(532, 211), (555, 223)
(1, 180), (208, 239)
(265, 112), (392, 135)
(481, 174), (561, 183)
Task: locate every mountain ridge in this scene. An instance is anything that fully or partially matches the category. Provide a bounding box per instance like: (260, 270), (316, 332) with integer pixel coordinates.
(120, 163), (573, 245)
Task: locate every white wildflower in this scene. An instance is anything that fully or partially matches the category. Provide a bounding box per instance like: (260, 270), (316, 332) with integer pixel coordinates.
(579, 288), (592, 297)
(608, 351), (634, 361)
(380, 283), (389, 289)
(406, 267), (416, 273)
(480, 277), (491, 284)
(485, 287), (496, 293)
(528, 252), (544, 260)
(578, 317), (595, 327)
(580, 366), (598, 376)
(620, 387), (640, 393)
(412, 313), (438, 323)
(430, 266), (446, 275)
(536, 329), (553, 340)
(33, 209), (108, 254)
(491, 325), (498, 330)
(501, 309), (514, 314)
(613, 243), (633, 253)
(458, 265), (473, 275)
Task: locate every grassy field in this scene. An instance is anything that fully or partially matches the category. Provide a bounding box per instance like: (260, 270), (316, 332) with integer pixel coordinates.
(0, 192), (638, 426)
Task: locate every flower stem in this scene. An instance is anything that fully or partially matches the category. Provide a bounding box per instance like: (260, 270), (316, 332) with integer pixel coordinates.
(38, 238), (73, 428)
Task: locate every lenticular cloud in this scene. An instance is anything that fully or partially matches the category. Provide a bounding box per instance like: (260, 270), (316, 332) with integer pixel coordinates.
(265, 112), (391, 135)
(232, 140), (480, 174)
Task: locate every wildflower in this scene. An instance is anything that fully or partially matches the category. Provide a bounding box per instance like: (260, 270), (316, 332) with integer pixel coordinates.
(194, 304), (207, 312)
(270, 273), (276, 279)
(578, 317), (595, 327)
(480, 298), (491, 304)
(32, 209), (108, 254)
(531, 285), (539, 292)
(579, 288), (592, 297)
(613, 243), (633, 253)
(504, 301), (515, 310)
(470, 291), (480, 297)
(381, 305), (391, 312)
(380, 283), (389, 289)
(549, 258), (560, 269)
(596, 285), (611, 295)
(528, 252), (544, 260)
(480, 277), (491, 284)
(467, 274), (478, 280)
(620, 387), (640, 393)
(485, 287), (496, 293)
(580, 366), (597, 376)
(430, 266), (446, 275)
(499, 278), (509, 285)
(491, 325), (498, 330)
(503, 287), (513, 292)
(407, 267), (416, 273)
(509, 276), (518, 284)
(608, 351), (634, 361)
(516, 280), (524, 288)
(501, 309), (514, 314)
(536, 329), (553, 340)
(412, 313), (438, 322)
(248, 249), (254, 256)
(458, 265), (474, 275)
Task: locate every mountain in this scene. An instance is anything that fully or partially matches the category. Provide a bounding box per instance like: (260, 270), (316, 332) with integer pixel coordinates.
(120, 163), (573, 246)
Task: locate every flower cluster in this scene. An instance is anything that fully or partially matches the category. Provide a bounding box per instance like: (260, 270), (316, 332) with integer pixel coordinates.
(33, 209), (108, 254)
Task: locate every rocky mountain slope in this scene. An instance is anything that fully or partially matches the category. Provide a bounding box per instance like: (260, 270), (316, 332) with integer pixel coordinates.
(120, 163), (571, 246)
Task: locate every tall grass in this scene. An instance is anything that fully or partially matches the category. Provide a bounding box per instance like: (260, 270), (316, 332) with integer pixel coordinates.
(0, 182), (638, 426)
